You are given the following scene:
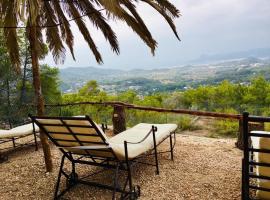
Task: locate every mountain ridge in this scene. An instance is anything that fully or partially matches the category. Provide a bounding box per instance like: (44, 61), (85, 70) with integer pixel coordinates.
(60, 57), (270, 94)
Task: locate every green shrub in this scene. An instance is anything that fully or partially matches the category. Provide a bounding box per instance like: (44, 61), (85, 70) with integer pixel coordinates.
(213, 119), (238, 137)
(60, 108), (75, 116)
(177, 116), (200, 131)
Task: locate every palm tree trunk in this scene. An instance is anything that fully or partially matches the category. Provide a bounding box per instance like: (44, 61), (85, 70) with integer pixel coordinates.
(29, 25), (53, 172)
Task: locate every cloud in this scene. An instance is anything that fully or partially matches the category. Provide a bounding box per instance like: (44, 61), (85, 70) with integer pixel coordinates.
(45, 0), (270, 69)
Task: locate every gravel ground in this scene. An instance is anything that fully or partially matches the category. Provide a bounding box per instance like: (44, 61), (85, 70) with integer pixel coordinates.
(0, 134), (242, 200)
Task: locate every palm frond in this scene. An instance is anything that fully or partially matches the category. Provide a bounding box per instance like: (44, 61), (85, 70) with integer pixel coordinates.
(77, 0), (119, 54)
(27, 0), (41, 26)
(0, 0), (180, 67)
(43, 1), (66, 63)
(98, 0), (157, 54)
(141, 0), (180, 40)
(155, 0), (180, 17)
(66, 1), (103, 63)
(120, 0), (158, 52)
(52, 1), (75, 60)
(2, 0), (20, 71)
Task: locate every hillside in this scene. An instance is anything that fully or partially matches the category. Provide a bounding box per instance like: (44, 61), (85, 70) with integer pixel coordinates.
(60, 57), (270, 94)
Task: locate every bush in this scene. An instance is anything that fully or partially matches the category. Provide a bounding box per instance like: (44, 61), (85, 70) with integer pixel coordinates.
(177, 116), (200, 131)
(213, 119), (238, 137)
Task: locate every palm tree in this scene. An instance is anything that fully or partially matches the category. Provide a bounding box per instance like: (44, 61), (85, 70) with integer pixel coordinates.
(0, 0), (180, 172)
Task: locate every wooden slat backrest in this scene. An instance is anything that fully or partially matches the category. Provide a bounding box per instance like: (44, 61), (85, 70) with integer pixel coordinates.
(30, 115), (117, 158)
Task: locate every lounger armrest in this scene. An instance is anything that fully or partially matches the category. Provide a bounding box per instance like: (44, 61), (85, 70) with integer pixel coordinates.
(125, 126), (157, 145)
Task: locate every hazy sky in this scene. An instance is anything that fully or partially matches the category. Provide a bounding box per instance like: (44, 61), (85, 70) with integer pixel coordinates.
(44, 0), (270, 69)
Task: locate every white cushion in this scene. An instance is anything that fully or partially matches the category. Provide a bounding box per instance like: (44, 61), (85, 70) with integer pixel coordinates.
(109, 123), (177, 160)
(0, 123), (39, 139)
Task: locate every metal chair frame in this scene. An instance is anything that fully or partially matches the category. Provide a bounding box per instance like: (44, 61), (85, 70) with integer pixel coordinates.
(30, 115), (176, 200)
(242, 112), (270, 200)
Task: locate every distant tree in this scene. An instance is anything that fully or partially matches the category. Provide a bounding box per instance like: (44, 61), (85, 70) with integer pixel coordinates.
(117, 90), (139, 103)
(40, 65), (61, 104)
(79, 80), (100, 97)
(212, 80), (235, 111)
(0, 28), (20, 126)
(245, 76), (270, 114)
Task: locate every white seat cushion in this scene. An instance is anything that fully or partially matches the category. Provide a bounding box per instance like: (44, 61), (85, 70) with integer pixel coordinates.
(0, 123), (39, 139)
(109, 123), (177, 160)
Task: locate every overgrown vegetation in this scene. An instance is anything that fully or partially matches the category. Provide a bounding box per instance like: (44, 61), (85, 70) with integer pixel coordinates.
(212, 120), (239, 137)
(0, 29), (61, 126)
(59, 76), (270, 137)
(1, 29), (269, 136)
(3, 60), (270, 137)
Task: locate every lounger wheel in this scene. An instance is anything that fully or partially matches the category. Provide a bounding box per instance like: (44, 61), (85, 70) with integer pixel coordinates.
(129, 185), (140, 200)
(0, 154), (8, 163)
(135, 185), (141, 197)
(66, 172), (78, 188)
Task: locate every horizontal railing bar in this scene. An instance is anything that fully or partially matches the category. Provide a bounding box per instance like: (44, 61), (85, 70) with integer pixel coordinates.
(248, 148), (270, 154)
(249, 174), (270, 181)
(249, 185), (270, 192)
(40, 101), (242, 120)
(248, 116), (270, 123)
(250, 133), (270, 138)
(249, 161), (270, 167)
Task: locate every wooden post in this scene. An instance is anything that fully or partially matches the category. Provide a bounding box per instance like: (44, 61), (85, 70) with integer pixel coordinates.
(236, 119), (244, 150)
(112, 105), (126, 134)
(236, 119), (264, 150)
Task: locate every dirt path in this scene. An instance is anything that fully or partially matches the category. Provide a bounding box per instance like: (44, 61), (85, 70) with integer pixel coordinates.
(0, 134), (242, 200)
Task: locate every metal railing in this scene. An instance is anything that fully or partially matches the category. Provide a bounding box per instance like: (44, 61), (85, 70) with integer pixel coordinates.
(242, 112), (270, 200)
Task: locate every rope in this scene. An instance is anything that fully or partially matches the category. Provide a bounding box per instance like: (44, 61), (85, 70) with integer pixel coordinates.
(126, 129), (154, 145)
(0, 8), (105, 29)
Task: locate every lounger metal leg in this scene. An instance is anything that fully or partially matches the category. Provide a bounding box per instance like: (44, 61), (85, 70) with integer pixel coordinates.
(32, 123), (38, 151)
(112, 162), (120, 200)
(34, 133), (38, 151)
(54, 155), (66, 200)
(12, 138), (16, 148)
(121, 175), (129, 200)
(71, 157), (76, 175)
(124, 141), (134, 199)
(152, 126), (159, 175)
(0, 153), (8, 163)
(169, 133), (174, 161)
(241, 158), (245, 200)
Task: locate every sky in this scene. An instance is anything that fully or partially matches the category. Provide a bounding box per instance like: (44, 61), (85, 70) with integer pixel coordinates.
(44, 0), (270, 69)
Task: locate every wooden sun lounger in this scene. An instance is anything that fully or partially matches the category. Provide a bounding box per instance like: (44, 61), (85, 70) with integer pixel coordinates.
(30, 115), (177, 200)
